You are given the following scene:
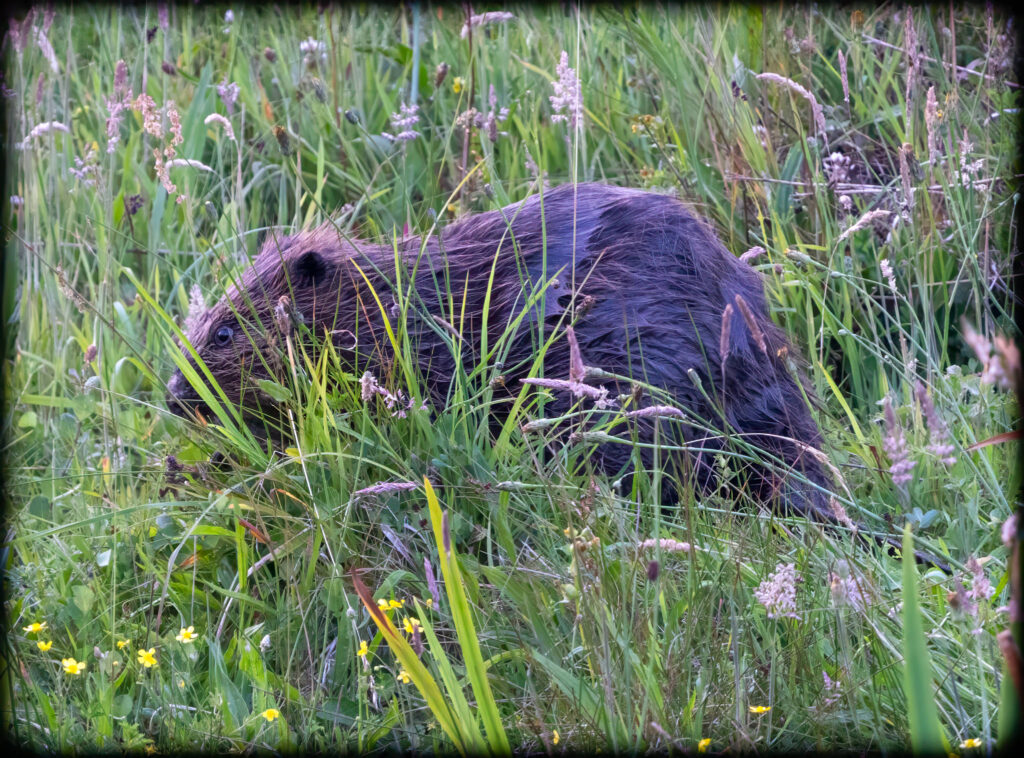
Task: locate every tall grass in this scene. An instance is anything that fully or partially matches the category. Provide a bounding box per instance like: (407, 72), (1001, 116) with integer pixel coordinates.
(2, 4), (1018, 752)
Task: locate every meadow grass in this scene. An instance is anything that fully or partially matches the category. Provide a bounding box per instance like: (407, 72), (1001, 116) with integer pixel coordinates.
(2, 3), (1020, 753)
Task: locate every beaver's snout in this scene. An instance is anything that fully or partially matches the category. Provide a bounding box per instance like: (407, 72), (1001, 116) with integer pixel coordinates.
(166, 370), (210, 420)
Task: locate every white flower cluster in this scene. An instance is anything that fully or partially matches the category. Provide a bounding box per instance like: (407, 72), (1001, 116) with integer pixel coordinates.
(754, 562), (799, 619)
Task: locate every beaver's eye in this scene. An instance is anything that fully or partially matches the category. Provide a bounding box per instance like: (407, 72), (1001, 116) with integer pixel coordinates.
(213, 324), (234, 347)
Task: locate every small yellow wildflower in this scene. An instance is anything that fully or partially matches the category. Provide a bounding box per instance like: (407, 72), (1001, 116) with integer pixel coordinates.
(698, 738), (711, 753)
(117, 639), (130, 650)
(23, 621), (47, 634)
(148, 526), (157, 538)
(377, 598), (390, 610)
(397, 669), (411, 684)
(178, 678), (185, 689)
(137, 647), (157, 668)
(61, 657), (86, 675)
(261, 708), (280, 722)
(403, 617), (421, 635)
(960, 739), (982, 749)
(452, 76), (464, 94)
(749, 705), (771, 714)
(36, 640), (53, 652)
(552, 729), (560, 745)
(176, 625), (198, 643)
(357, 640), (369, 658)
(424, 598), (433, 608)
(389, 599), (404, 610)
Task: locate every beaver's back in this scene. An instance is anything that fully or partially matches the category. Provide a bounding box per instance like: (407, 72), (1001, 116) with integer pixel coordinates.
(402, 184), (828, 510)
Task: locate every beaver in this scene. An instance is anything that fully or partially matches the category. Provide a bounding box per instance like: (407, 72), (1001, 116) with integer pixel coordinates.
(167, 183), (940, 565)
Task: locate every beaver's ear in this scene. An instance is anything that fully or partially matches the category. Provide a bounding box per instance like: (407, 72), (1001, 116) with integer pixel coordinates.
(293, 250), (329, 283)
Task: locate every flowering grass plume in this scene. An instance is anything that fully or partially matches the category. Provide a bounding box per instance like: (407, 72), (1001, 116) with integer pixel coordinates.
(18, 121), (70, 149)
(837, 209), (892, 242)
(550, 51), (583, 130)
(521, 327), (615, 408)
(838, 49), (849, 104)
(962, 319), (1020, 391)
(382, 102), (421, 142)
(915, 381), (956, 465)
(623, 405), (686, 420)
(882, 397), (915, 486)
(204, 113), (236, 142)
(358, 371), (427, 417)
(733, 294), (767, 354)
(955, 129), (986, 190)
(460, 11), (516, 39)
(638, 538), (692, 553)
(756, 72), (826, 140)
(1003, 514), (1019, 549)
(925, 85), (940, 162)
(965, 556), (992, 604)
(351, 481), (418, 498)
(455, 85), (510, 142)
(105, 60), (131, 153)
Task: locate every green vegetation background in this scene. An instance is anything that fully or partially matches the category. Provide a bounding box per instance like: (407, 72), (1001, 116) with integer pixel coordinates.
(2, 3), (1018, 753)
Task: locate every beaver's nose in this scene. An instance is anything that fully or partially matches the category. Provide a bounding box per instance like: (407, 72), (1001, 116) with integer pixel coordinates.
(166, 371), (196, 417)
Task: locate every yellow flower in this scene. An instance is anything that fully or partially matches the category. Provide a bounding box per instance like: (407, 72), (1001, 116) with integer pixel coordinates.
(453, 76), (464, 94)
(749, 705), (771, 714)
(176, 626), (198, 643)
(377, 598), (389, 610)
(117, 639), (130, 650)
(424, 598), (433, 608)
(148, 526), (157, 538)
(389, 599), (404, 610)
(403, 617), (421, 635)
(397, 669), (411, 684)
(357, 640), (369, 658)
(61, 657), (86, 675)
(261, 708), (280, 722)
(552, 729), (560, 745)
(23, 621), (47, 634)
(698, 738), (711, 753)
(960, 739), (982, 749)
(178, 678), (185, 689)
(36, 640), (53, 652)
(137, 647), (157, 668)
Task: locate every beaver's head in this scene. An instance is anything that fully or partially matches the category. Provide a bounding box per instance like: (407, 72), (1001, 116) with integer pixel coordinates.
(166, 225), (366, 434)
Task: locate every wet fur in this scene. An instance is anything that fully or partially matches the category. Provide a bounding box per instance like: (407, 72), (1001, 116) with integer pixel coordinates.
(168, 183), (943, 567)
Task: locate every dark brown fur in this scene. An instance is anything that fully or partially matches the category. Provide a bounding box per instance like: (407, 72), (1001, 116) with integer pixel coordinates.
(169, 184), (948, 569)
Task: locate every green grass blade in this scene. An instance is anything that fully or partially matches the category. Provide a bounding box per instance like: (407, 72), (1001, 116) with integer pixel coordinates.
(350, 568), (475, 756)
(901, 525), (947, 755)
(424, 478), (511, 757)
